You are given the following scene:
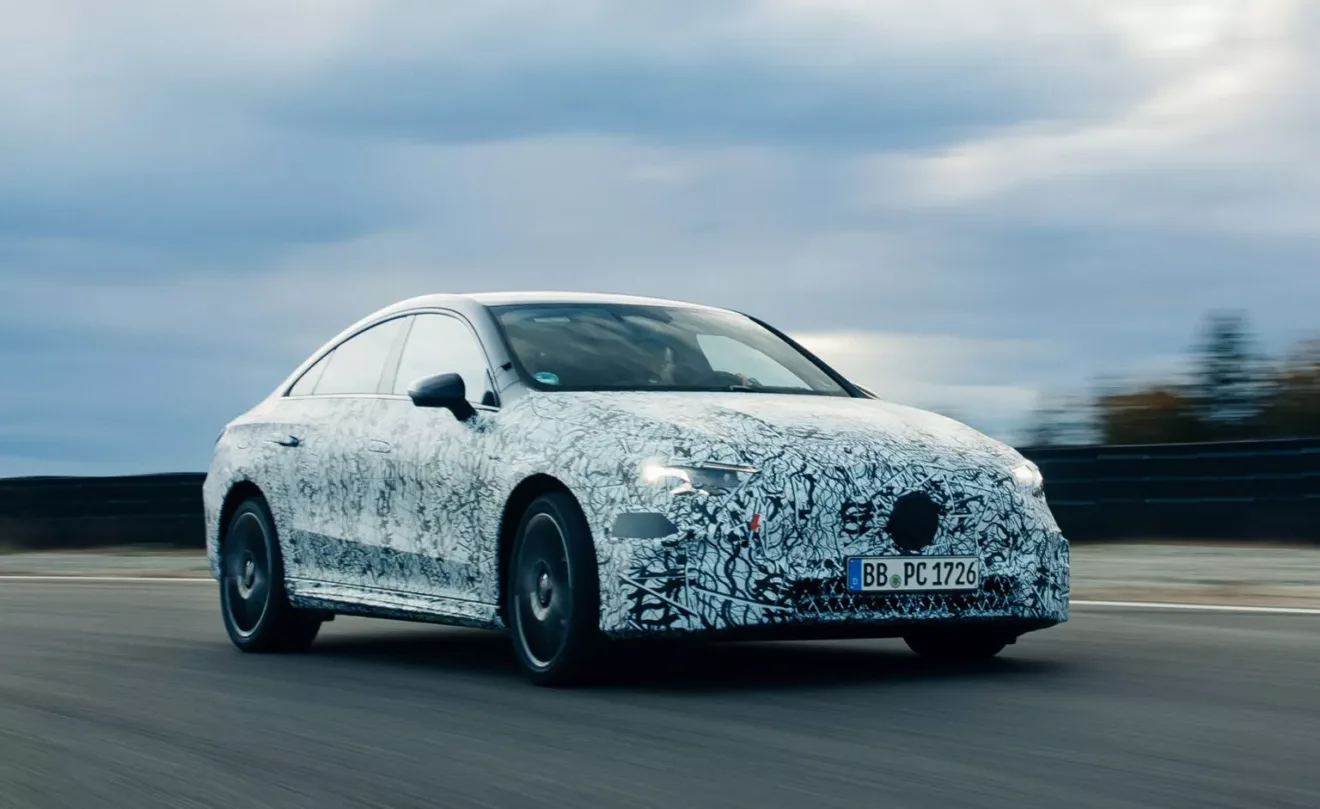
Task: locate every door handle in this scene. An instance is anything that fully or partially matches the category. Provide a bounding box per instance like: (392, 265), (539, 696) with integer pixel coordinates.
(367, 439), (392, 454)
(272, 435), (302, 448)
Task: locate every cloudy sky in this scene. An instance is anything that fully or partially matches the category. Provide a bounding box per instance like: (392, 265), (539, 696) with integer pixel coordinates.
(1, 0), (1317, 476)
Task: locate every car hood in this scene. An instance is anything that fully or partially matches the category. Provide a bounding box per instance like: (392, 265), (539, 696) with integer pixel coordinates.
(527, 391), (1023, 469)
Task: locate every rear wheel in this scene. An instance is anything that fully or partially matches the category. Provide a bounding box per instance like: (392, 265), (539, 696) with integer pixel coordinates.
(903, 629), (1008, 662)
(506, 493), (601, 686)
(220, 496), (322, 653)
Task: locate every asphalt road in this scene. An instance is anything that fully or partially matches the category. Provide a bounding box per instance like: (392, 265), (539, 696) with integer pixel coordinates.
(2, 582), (1318, 809)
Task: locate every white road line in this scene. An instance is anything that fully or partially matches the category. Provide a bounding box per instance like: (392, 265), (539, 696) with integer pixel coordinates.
(1, 577), (1318, 615)
(0, 575), (212, 582)
(1072, 599), (1320, 615)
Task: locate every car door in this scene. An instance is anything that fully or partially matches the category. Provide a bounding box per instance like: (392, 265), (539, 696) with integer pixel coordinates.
(264, 348), (338, 583)
(368, 311), (502, 603)
(276, 315), (410, 586)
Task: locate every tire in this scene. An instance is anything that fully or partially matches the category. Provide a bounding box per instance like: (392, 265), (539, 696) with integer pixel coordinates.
(506, 493), (601, 686)
(903, 629), (1008, 662)
(219, 496), (322, 653)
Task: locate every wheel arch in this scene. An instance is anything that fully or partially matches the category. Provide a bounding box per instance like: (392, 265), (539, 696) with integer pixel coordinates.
(217, 479), (266, 546)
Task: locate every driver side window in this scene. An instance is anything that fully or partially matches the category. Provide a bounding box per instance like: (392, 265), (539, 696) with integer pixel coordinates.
(392, 314), (496, 405)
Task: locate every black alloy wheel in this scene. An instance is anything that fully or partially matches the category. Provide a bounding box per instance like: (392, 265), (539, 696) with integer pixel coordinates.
(220, 496), (322, 653)
(507, 493), (601, 686)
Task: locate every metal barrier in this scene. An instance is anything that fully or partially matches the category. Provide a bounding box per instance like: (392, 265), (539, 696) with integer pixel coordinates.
(1022, 437), (1320, 541)
(1, 437), (1318, 549)
(0, 473), (206, 549)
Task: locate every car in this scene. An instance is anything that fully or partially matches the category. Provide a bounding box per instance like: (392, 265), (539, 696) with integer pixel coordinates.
(203, 291), (1069, 685)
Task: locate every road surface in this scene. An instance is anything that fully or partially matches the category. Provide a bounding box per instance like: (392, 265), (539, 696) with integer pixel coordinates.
(2, 580), (1317, 808)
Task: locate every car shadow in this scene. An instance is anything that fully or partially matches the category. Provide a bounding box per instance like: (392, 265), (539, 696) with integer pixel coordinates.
(308, 623), (1068, 693)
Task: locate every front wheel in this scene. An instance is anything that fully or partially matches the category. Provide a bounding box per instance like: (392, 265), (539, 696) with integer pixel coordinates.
(903, 629), (1008, 662)
(220, 496), (322, 653)
(506, 493), (601, 686)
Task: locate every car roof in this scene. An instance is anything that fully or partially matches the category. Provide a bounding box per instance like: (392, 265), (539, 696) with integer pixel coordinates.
(466, 290), (722, 309)
(375, 290), (730, 316)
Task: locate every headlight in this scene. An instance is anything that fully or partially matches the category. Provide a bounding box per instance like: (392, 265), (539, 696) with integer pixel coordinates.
(639, 461), (758, 496)
(1012, 461), (1044, 495)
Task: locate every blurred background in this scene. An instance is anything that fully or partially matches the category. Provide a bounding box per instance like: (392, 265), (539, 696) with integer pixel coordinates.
(2, 1), (1317, 480)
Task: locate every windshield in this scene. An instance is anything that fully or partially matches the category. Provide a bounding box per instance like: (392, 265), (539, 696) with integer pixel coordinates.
(491, 303), (853, 396)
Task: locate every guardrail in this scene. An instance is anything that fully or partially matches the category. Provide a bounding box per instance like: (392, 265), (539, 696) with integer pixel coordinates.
(1021, 437), (1320, 542)
(0, 473), (206, 550)
(1, 437), (1318, 549)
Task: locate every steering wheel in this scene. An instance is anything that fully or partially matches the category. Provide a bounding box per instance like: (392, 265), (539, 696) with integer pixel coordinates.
(704, 371), (760, 389)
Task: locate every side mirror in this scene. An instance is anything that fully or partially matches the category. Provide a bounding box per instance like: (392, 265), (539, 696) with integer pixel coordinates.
(407, 373), (476, 421)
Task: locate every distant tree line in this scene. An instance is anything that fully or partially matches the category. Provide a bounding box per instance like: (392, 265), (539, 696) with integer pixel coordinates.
(1026, 312), (1320, 446)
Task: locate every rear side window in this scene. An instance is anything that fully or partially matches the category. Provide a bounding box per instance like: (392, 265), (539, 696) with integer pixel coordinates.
(288, 351), (332, 396)
(392, 313), (495, 404)
(313, 318), (408, 395)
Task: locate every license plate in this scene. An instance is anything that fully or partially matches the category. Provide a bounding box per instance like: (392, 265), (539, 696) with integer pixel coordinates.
(846, 556), (980, 593)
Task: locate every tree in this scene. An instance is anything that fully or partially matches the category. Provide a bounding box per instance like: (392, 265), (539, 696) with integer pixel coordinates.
(1188, 311), (1265, 440)
(1016, 312), (1318, 447)
(1098, 384), (1200, 445)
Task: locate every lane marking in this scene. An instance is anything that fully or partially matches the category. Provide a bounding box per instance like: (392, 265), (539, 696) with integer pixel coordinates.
(1, 578), (1318, 615)
(1072, 599), (1320, 615)
(0, 575), (212, 582)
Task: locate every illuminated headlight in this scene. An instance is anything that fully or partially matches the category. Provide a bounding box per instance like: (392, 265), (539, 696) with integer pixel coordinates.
(639, 461), (758, 496)
(1012, 461), (1044, 495)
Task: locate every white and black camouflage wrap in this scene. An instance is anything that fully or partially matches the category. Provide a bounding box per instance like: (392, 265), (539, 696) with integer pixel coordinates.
(204, 293), (1068, 640)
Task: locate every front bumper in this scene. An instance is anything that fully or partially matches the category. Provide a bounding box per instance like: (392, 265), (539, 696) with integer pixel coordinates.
(587, 450), (1071, 640)
(594, 518), (1070, 639)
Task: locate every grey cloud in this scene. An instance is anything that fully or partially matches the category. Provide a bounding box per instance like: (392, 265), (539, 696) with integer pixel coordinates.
(0, 1), (1152, 253)
(260, 52), (1139, 152)
(0, 121), (414, 258)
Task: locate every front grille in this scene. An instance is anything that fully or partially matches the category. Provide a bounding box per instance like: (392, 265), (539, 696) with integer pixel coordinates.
(790, 574), (1020, 618)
